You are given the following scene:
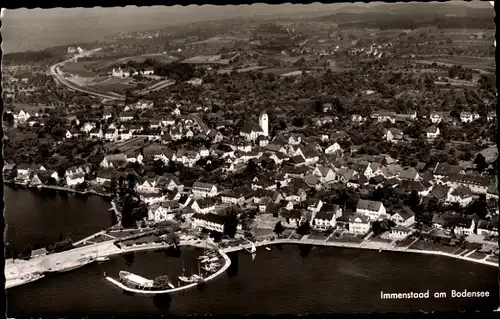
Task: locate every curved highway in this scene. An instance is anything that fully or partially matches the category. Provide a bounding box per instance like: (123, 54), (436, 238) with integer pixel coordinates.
(49, 49), (125, 101)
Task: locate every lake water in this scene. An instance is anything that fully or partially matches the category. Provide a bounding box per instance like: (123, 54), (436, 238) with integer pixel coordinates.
(4, 188), (498, 315)
(4, 186), (114, 256)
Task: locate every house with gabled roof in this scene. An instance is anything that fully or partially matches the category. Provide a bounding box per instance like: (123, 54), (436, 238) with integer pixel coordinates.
(383, 128), (404, 143)
(477, 217), (499, 237)
(349, 213), (371, 234)
(280, 208), (304, 227)
(446, 186), (474, 207)
(399, 168), (420, 181)
(192, 182), (218, 198)
(312, 166), (336, 184)
(390, 207), (415, 227)
(356, 199), (388, 221)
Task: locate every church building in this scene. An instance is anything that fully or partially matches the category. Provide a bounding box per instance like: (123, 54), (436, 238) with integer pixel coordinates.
(239, 111), (269, 141)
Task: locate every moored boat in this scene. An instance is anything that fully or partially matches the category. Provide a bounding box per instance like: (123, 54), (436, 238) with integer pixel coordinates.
(96, 256), (110, 262)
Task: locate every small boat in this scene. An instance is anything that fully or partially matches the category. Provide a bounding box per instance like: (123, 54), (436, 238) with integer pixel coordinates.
(178, 274), (204, 283)
(197, 255), (208, 260)
(168, 282), (175, 289)
(96, 256), (110, 262)
(379, 249), (382, 252)
(265, 247), (271, 251)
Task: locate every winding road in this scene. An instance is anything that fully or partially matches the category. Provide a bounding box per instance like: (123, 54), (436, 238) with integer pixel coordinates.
(49, 49), (125, 101)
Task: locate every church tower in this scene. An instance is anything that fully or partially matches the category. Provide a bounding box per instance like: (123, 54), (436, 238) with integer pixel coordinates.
(259, 111), (269, 137)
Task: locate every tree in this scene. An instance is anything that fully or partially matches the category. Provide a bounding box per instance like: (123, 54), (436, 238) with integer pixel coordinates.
(223, 209), (239, 238)
(166, 232), (181, 250)
(273, 221), (285, 236)
(313, 100), (323, 113)
(474, 153), (488, 173)
(153, 275), (172, 290)
(292, 117), (304, 127)
(296, 220), (311, 235)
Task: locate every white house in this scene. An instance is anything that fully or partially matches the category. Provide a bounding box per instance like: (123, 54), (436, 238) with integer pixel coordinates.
(324, 142), (342, 155)
(307, 199), (323, 214)
(312, 166), (336, 184)
(312, 210), (336, 230)
(356, 199), (388, 221)
(387, 226), (412, 241)
(446, 186), (474, 207)
(192, 182), (218, 198)
(104, 129), (118, 141)
(66, 173), (85, 187)
(390, 207), (415, 227)
(349, 213), (371, 234)
(426, 126), (440, 139)
(453, 216), (475, 236)
(89, 128), (103, 139)
(460, 111), (473, 123)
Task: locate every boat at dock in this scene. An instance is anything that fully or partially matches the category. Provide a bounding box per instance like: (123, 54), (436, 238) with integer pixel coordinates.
(178, 274), (204, 284)
(119, 270), (155, 289)
(201, 262), (220, 273)
(96, 256), (110, 262)
(201, 256), (219, 263)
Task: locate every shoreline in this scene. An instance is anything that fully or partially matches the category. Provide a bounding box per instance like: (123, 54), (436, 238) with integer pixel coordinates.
(220, 238), (498, 268)
(4, 182), (113, 198)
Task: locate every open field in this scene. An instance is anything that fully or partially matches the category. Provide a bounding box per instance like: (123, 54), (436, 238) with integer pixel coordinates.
(60, 61), (99, 77)
(417, 57), (495, 73)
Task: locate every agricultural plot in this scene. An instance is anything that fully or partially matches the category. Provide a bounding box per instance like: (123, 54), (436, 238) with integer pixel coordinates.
(60, 62), (99, 77)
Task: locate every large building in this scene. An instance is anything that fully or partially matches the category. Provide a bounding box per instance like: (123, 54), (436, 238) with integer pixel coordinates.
(240, 111), (269, 141)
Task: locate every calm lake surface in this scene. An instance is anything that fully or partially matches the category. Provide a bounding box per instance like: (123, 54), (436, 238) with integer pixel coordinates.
(5, 188), (499, 316)
(4, 186), (114, 256)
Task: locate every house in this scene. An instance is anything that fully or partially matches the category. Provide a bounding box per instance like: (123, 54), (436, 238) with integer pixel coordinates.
(102, 113), (112, 120)
(430, 185), (451, 202)
(65, 130), (73, 139)
(288, 135), (302, 146)
(383, 128), (404, 143)
(312, 166), (336, 184)
(430, 112), (443, 124)
(311, 210), (336, 230)
(16, 163), (31, 178)
(148, 204), (170, 222)
(356, 199), (388, 221)
(100, 154), (128, 169)
(294, 146), (319, 164)
(137, 179), (160, 193)
(351, 114), (365, 123)
(476, 217), (499, 237)
(453, 216), (475, 236)
(426, 126), (440, 139)
(139, 192), (167, 205)
(446, 174), (490, 194)
(95, 170), (117, 185)
(104, 129), (118, 141)
(191, 213), (238, 233)
(487, 111), (496, 122)
(375, 111), (396, 124)
(281, 209), (304, 227)
(89, 128), (104, 139)
(460, 111), (473, 123)
(119, 112), (135, 122)
(220, 190), (246, 205)
(446, 186), (474, 207)
(390, 207), (415, 227)
(399, 168), (420, 181)
(192, 182), (218, 198)
(349, 213), (371, 234)
(324, 142), (342, 155)
(256, 135), (269, 147)
(197, 197), (216, 214)
(126, 151), (144, 164)
(387, 226), (412, 241)
(66, 173), (85, 187)
(433, 162), (463, 179)
(199, 146), (210, 157)
(307, 199), (323, 213)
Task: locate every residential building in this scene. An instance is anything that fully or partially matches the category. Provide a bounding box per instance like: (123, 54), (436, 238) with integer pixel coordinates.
(356, 199), (388, 221)
(192, 182), (218, 198)
(349, 213), (371, 234)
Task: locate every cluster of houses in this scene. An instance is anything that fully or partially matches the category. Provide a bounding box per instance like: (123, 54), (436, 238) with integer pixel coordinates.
(4, 103), (498, 242)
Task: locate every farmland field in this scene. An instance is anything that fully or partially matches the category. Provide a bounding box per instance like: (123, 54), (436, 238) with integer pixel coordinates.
(60, 61), (99, 77)
(417, 57), (495, 73)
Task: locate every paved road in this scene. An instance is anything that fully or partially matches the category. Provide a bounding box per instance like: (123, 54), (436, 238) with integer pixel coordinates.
(49, 49), (125, 101)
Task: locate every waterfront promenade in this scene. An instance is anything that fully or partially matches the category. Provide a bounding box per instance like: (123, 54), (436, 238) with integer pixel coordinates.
(220, 237), (498, 268)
